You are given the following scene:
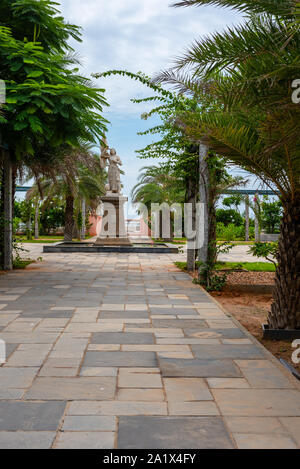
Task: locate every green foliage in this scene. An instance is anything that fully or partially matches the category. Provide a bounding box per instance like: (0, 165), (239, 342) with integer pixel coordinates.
(197, 241), (233, 291)
(216, 209), (244, 226)
(39, 201), (65, 235)
(216, 261), (276, 272)
(0, 0), (81, 53)
(0, 1), (108, 166)
(193, 272), (227, 292)
(14, 200), (33, 224)
(216, 222), (254, 241)
(222, 194), (244, 210)
(175, 260), (276, 272)
(261, 198), (283, 233)
(248, 242), (278, 266)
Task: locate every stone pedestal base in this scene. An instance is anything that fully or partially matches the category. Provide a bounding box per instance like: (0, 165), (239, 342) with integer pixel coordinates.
(95, 237), (132, 246)
(95, 194), (132, 246)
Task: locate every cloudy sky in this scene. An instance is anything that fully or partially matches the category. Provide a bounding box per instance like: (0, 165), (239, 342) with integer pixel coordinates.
(58, 0), (242, 215)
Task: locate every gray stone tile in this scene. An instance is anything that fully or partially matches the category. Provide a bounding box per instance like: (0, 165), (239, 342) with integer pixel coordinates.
(25, 377), (116, 400)
(191, 344), (263, 360)
(55, 431), (115, 449)
(152, 319), (207, 329)
(159, 358), (242, 378)
(0, 401), (66, 431)
(235, 360), (294, 388)
(92, 332), (154, 345)
(233, 433), (297, 449)
(21, 310), (73, 318)
(84, 351), (157, 367)
(184, 328), (246, 339)
(62, 416), (116, 431)
(0, 432), (56, 449)
(118, 416), (234, 449)
(212, 389), (300, 416)
(100, 311), (149, 318)
(5, 343), (19, 358)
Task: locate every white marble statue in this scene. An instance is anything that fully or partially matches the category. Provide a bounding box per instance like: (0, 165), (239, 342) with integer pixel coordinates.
(100, 141), (123, 195)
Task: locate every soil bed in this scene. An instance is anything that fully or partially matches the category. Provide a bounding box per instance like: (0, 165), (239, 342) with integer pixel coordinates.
(210, 271), (300, 373)
(186, 269), (299, 374)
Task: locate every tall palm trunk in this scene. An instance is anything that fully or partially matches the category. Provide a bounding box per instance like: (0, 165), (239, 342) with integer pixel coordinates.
(0, 164), (4, 269)
(186, 176), (197, 272)
(268, 199), (300, 330)
(64, 194), (74, 242)
(34, 201), (39, 239)
(3, 151), (13, 270)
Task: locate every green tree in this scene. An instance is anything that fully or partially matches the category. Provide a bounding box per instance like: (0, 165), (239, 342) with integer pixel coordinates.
(167, 0), (300, 329)
(261, 198), (283, 234)
(0, 1), (108, 268)
(216, 208), (244, 226)
(27, 150), (106, 241)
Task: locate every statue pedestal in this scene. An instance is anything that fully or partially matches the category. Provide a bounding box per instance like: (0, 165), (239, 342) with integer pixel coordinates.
(95, 195), (132, 246)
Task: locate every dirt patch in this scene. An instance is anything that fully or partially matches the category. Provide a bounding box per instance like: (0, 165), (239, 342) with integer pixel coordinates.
(186, 268), (299, 374)
(225, 271), (275, 286)
(210, 275), (300, 374)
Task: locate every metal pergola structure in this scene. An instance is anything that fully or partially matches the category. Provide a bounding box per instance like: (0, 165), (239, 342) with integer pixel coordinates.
(16, 186), (32, 192)
(16, 187), (277, 242)
(224, 189), (279, 196)
(222, 189), (279, 241)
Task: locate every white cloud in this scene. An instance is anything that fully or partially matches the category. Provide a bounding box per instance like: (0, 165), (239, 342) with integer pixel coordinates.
(60, 0), (242, 116)
(58, 0), (242, 203)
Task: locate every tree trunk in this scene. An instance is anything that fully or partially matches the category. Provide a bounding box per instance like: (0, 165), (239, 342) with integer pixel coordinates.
(0, 164), (4, 269)
(245, 195), (249, 242)
(81, 199), (86, 240)
(198, 143), (209, 279)
(64, 194), (74, 242)
(254, 193), (260, 242)
(34, 201), (39, 239)
(26, 204), (32, 241)
(208, 202), (217, 264)
(268, 199), (300, 330)
(186, 176), (196, 272)
(3, 151), (13, 270)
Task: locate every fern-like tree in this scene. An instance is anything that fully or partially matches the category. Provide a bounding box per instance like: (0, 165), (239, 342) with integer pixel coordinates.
(27, 149), (106, 241)
(167, 0), (300, 329)
(0, 1), (108, 268)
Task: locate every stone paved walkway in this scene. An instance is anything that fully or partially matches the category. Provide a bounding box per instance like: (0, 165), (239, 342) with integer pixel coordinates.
(0, 251), (299, 449)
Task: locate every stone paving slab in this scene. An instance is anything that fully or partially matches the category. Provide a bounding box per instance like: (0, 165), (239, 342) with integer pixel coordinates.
(0, 401), (66, 431)
(54, 431), (115, 449)
(0, 432), (56, 449)
(159, 358), (242, 378)
(191, 344), (263, 360)
(0, 248), (299, 449)
(25, 377), (116, 400)
(91, 332), (154, 345)
(83, 351), (157, 367)
(118, 416), (234, 449)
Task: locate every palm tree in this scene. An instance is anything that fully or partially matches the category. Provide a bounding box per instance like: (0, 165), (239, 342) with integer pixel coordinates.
(132, 165), (185, 208)
(132, 165), (185, 240)
(164, 0), (300, 329)
(27, 148), (106, 241)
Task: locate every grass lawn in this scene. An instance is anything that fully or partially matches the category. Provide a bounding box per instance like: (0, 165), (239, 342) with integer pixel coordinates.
(13, 258), (35, 269)
(175, 261), (276, 272)
(154, 238), (256, 246)
(16, 235), (93, 244)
